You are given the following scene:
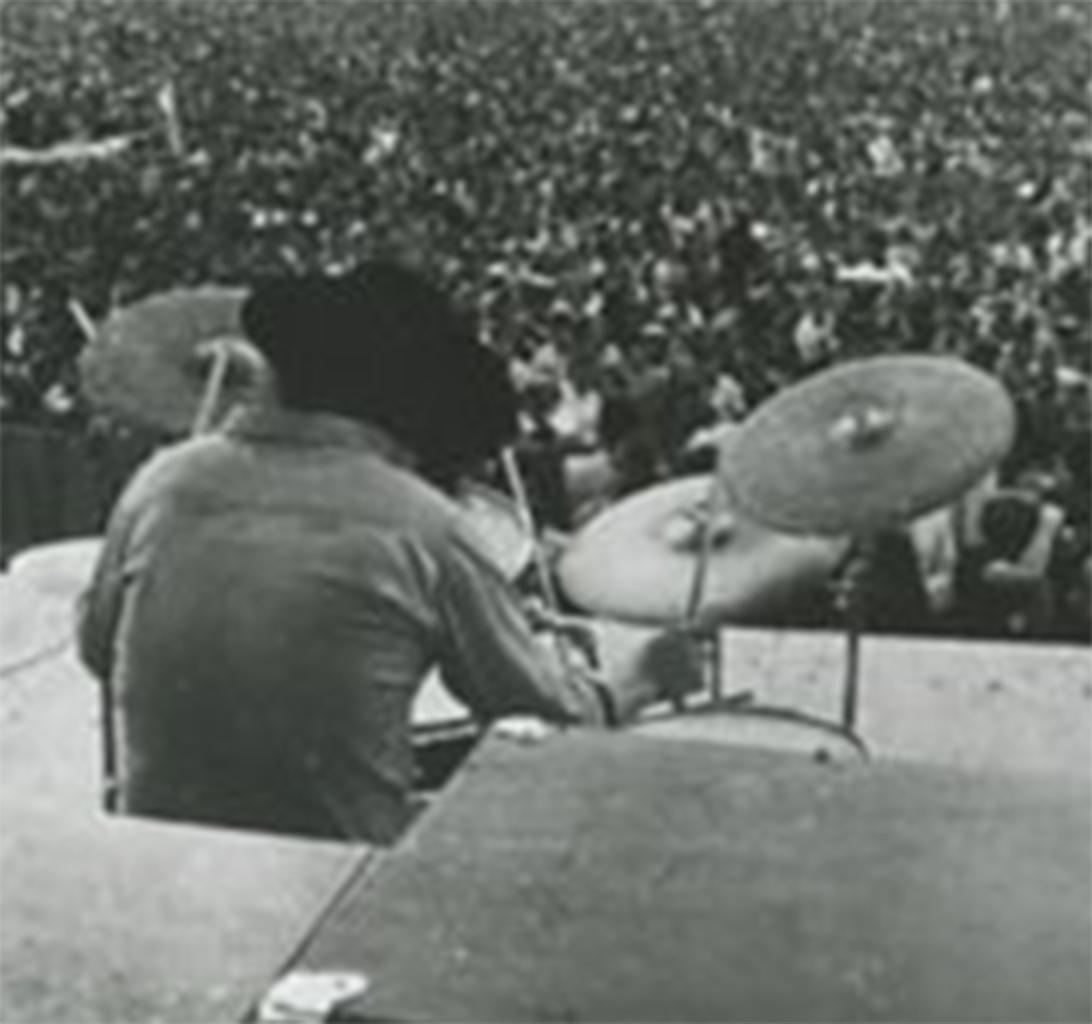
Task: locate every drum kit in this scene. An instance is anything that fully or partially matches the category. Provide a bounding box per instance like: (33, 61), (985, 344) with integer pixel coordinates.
(559, 355), (1013, 753)
(13, 289), (1015, 761)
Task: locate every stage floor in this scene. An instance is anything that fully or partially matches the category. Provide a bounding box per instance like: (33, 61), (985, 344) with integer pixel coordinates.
(292, 729), (1091, 1023)
(1, 617), (1089, 1021)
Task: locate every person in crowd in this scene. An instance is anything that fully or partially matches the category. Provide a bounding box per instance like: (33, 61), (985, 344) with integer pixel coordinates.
(910, 506), (961, 624)
(513, 373), (572, 532)
(77, 264), (697, 844)
(955, 486), (1071, 638)
(2, 0), (1088, 641)
(831, 529), (934, 636)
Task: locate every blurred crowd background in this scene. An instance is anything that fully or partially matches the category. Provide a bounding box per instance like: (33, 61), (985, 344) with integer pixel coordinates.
(1, 0), (1089, 641)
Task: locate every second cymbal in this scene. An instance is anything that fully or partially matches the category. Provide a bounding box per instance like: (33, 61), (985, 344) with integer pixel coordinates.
(79, 287), (269, 436)
(720, 356), (1015, 537)
(558, 476), (848, 627)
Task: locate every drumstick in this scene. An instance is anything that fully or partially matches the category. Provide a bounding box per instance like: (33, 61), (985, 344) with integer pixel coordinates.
(190, 340), (231, 436)
(500, 446), (562, 611)
(500, 446), (587, 685)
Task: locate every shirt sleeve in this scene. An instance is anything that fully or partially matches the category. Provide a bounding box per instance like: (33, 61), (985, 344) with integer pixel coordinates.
(432, 526), (607, 726)
(76, 447), (175, 682)
(76, 495), (137, 683)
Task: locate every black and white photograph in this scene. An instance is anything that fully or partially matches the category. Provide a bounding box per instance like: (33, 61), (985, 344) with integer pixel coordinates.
(0, 0), (1089, 1020)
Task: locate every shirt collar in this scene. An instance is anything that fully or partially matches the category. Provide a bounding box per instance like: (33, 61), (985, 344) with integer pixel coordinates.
(223, 402), (417, 468)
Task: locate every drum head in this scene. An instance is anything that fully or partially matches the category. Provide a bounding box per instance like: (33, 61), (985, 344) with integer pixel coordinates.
(0, 576), (75, 675)
(635, 706), (865, 763)
(9, 538), (103, 599)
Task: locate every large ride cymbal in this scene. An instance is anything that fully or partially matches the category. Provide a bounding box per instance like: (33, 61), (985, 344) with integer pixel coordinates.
(558, 475), (848, 626)
(79, 287), (269, 435)
(720, 356), (1015, 537)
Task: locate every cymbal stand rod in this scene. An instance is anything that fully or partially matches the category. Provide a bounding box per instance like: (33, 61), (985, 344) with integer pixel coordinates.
(843, 614), (861, 730)
(97, 600), (126, 812)
(710, 627), (723, 704)
(684, 474), (722, 623)
(685, 474), (724, 705)
(101, 681), (121, 812)
(190, 340), (231, 436)
(841, 536), (868, 731)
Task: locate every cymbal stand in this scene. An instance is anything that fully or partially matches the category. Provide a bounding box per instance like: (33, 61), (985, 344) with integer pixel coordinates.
(684, 473), (726, 705)
(190, 340), (232, 436)
(680, 477), (869, 759)
(838, 536), (871, 734)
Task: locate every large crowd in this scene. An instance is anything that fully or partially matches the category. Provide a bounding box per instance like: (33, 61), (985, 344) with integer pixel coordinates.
(1, 0), (1089, 640)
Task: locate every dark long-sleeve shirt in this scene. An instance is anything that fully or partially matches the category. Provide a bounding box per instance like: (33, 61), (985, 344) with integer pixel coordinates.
(78, 405), (604, 844)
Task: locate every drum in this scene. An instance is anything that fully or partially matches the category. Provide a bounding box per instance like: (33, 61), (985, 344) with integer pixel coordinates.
(0, 576), (78, 677)
(412, 670), (475, 743)
(9, 537), (103, 599)
(596, 620), (863, 761)
(634, 706), (865, 763)
(3, 539), (103, 676)
(411, 669), (478, 791)
(454, 482), (534, 581)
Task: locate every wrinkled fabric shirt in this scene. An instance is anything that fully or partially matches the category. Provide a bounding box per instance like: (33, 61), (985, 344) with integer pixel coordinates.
(78, 406), (604, 844)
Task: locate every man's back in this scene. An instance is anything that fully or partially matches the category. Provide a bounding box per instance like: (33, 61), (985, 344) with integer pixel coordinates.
(81, 408), (507, 843)
(77, 268), (640, 845)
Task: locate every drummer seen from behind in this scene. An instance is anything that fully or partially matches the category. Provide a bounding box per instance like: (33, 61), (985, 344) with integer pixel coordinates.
(77, 264), (699, 846)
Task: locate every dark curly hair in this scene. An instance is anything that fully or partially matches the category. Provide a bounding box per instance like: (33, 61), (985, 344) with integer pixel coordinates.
(241, 262), (517, 484)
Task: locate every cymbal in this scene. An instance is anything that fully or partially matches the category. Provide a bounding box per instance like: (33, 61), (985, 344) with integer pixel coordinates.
(79, 287), (269, 435)
(558, 476), (848, 626)
(721, 356), (1015, 537)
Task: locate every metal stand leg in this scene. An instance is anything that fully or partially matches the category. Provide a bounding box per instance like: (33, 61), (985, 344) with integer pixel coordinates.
(842, 616), (862, 731)
(101, 679), (121, 813)
(684, 478), (722, 625)
(680, 476), (724, 715)
(190, 341), (231, 436)
(668, 537), (872, 761)
(838, 535), (870, 738)
(698, 628), (753, 712)
(709, 629), (723, 704)
(667, 476), (872, 759)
